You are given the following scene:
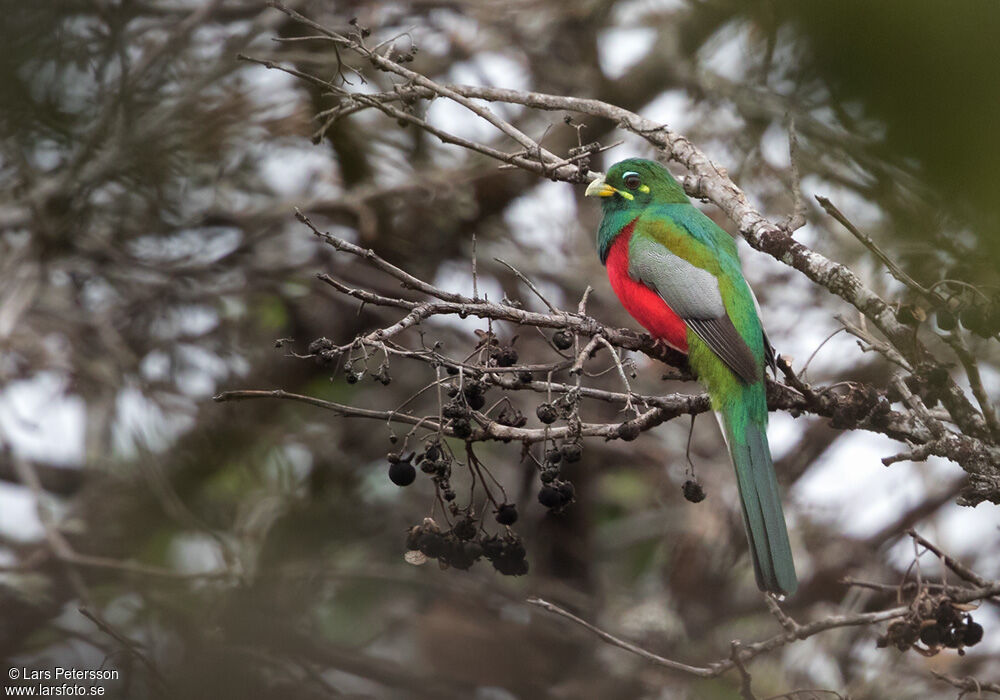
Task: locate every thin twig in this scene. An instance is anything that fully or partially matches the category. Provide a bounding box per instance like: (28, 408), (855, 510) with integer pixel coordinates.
(526, 597), (715, 677)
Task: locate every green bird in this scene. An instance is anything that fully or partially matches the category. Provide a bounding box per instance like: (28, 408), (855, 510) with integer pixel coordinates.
(585, 157), (797, 596)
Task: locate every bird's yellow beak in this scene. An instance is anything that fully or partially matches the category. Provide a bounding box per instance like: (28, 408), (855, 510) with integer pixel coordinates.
(584, 175), (617, 198)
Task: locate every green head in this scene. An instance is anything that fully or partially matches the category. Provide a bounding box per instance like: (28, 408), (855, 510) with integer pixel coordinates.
(585, 158), (690, 262)
(584, 158), (689, 213)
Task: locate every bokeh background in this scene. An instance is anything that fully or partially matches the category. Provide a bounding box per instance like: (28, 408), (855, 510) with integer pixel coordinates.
(2, 1), (999, 698)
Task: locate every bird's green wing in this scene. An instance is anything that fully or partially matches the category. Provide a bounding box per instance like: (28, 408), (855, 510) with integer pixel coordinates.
(628, 224), (760, 383)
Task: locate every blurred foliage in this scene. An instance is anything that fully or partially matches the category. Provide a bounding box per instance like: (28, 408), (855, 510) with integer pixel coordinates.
(735, 0), (1000, 278)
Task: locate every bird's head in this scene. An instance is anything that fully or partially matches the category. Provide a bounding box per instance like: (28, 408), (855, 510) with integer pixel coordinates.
(584, 158), (689, 211)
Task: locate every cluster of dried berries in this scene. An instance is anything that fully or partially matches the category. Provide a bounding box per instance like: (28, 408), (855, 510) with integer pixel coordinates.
(441, 379), (485, 439)
(307, 336), (393, 385)
(470, 331), (521, 369)
(488, 342), (519, 368)
(877, 597), (984, 656)
(537, 442), (578, 512)
(406, 518), (528, 576)
(887, 364), (951, 409)
(895, 283), (1000, 338)
(935, 303), (1000, 338)
(496, 404), (527, 428)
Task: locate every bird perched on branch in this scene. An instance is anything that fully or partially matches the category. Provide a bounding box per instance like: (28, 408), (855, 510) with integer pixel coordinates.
(585, 158), (796, 596)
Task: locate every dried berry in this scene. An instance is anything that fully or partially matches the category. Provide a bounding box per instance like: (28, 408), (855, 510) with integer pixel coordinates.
(682, 480), (706, 503)
(617, 420), (641, 441)
(308, 337), (334, 354)
(560, 442), (582, 463)
(417, 532), (447, 559)
(538, 485), (562, 508)
(557, 480), (575, 505)
(517, 370), (533, 384)
(487, 535), (528, 576)
(443, 536), (481, 570)
(481, 535), (504, 560)
(449, 417), (472, 439)
(961, 305), (990, 336)
(462, 380), (487, 407)
(985, 308), (1000, 336)
(936, 311), (957, 331)
(919, 624), (941, 647)
(544, 448), (561, 464)
(495, 503), (518, 525)
(497, 406), (527, 428)
(442, 399), (466, 419)
(536, 403), (558, 424)
(495, 347), (518, 367)
(540, 468), (559, 484)
(388, 460), (416, 486)
(453, 517), (477, 541)
(493, 554), (528, 576)
(552, 330), (574, 350)
(964, 620), (984, 646)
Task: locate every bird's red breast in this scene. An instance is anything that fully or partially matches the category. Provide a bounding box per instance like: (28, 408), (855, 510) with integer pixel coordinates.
(605, 222), (689, 353)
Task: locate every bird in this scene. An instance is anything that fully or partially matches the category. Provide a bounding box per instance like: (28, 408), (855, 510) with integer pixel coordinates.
(585, 157), (797, 596)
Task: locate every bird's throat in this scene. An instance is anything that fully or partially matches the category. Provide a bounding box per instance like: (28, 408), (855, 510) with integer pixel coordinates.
(597, 211), (640, 264)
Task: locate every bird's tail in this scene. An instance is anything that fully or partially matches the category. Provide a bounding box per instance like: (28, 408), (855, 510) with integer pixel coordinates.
(716, 394), (797, 596)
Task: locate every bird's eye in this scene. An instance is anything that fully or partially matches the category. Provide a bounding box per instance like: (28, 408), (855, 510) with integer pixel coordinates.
(622, 172), (641, 190)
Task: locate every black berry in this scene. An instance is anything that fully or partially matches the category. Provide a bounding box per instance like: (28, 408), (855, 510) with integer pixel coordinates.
(536, 403), (558, 424)
(936, 311), (957, 331)
(538, 485), (562, 508)
(560, 442), (582, 463)
(449, 417), (472, 439)
(552, 330), (573, 350)
(388, 460), (416, 486)
(496, 347), (518, 367)
(964, 621), (984, 646)
(495, 503), (518, 525)
(453, 517), (477, 541)
(557, 481), (575, 504)
(682, 480), (706, 503)
(919, 624), (941, 647)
